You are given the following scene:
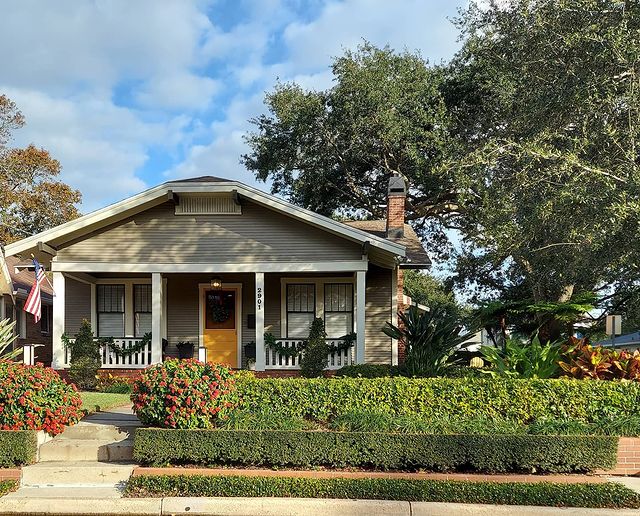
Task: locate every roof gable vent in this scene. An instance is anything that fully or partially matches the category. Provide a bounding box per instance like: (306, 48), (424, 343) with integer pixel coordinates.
(175, 194), (241, 215)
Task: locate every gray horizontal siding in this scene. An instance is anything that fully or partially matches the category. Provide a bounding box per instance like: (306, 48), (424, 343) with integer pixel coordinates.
(65, 277), (91, 336)
(365, 265), (392, 364)
(57, 200), (362, 264)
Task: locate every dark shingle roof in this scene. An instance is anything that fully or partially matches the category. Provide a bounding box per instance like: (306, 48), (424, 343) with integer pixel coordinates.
(167, 176), (232, 183)
(4, 256), (54, 299)
(343, 220), (431, 267)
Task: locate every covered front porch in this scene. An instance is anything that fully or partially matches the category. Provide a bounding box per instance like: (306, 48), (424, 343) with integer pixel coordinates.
(52, 262), (393, 372)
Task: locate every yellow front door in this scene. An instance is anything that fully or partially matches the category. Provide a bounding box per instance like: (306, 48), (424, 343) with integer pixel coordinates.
(203, 288), (238, 367)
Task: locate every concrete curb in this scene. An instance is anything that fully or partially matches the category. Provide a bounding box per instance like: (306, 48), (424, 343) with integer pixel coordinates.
(0, 497), (639, 516)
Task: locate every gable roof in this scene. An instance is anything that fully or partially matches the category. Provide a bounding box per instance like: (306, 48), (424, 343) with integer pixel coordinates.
(343, 220), (431, 268)
(4, 177), (406, 261)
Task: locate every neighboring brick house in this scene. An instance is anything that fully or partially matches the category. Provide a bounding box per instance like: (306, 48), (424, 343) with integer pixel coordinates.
(0, 254), (53, 366)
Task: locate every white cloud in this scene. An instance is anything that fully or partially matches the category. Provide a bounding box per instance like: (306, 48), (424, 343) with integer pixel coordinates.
(135, 73), (222, 111)
(3, 88), (189, 211)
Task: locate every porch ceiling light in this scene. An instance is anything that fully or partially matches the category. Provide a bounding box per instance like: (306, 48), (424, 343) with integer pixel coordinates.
(210, 277), (223, 289)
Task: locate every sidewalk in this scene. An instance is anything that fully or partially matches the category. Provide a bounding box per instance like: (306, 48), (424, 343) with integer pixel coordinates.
(0, 497), (639, 516)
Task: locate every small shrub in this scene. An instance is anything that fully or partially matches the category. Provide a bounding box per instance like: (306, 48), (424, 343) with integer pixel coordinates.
(125, 475), (640, 508)
(0, 361), (83, 435)
(480, 334), (562, 379)
(335, 364), (405, 378)
(300, 318), (329, 378)
(96, 373), (133, 394)
(68, 356), (101, 391)
(0, 480), (18, 497)
(441, 365), (487, 379)
(0, 430), (37, 466)
(559, 337), (640, 381)
(131, 359), (237, 428)
(0, 319), (19, 361)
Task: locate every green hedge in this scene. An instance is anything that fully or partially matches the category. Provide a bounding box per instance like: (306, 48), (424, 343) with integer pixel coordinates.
(125, 475), (640, 508)
(133, 429), (617, 473)
(236, 376), (640, 423)
(0, 431), (37, 467)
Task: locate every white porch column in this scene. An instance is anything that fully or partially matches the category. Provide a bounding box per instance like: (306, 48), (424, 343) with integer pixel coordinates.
(151, 272), (163, 364)
(255, 272), (265, 371)
(52, 272), (65, 369)
(0, 296), (5, 320)
(391, 266), (399, 366)
(355, 270), (366, 364)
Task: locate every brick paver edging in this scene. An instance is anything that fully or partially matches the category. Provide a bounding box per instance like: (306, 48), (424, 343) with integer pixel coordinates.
(0, 469), (20, 482)
(133, 467), (606, 484)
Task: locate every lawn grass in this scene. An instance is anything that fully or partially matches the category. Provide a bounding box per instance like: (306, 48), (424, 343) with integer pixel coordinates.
(125, 475), (640, 509)
(80, 392), (131, 414)
(0, 480), (17, 497)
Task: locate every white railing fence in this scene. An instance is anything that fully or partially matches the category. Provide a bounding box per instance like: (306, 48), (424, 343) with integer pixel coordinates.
(265, 339), (355, 370)
(63, 337), (152, 368)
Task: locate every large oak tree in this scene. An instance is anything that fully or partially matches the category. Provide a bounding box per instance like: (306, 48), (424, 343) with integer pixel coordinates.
(0, 95), (80, 246)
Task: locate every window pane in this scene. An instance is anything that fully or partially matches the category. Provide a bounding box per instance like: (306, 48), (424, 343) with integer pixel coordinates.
(97, 285), (124, 312)
(325, 313), (353, 338)
(134, 284), (151, 313)
(288, 313), (314, 338)
(135, 312), (152, 337)
(98, 313), (124, 337)
(324, 284), (352, 312)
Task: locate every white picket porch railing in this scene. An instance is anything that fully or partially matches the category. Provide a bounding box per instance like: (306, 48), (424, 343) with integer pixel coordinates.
(265, 339), (355, 370)
(63, 337), (153, 369)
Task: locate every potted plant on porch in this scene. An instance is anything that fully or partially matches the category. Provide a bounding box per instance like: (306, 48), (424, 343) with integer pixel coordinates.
(176, 341), (195, 360)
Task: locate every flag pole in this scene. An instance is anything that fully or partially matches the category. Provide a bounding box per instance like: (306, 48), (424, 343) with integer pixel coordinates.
(30, 253), (56, 296)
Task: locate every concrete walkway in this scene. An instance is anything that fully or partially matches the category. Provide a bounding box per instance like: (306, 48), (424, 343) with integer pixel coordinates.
(0, 497), (639, 516)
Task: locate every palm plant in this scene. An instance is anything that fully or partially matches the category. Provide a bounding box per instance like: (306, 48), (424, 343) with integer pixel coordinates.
(0, 318), (20, 361)
(383, 306), (472, 377)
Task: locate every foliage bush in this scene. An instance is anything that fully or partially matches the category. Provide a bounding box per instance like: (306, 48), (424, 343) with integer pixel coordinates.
(131, 359), (237, 428)
(299, 318), (329, 378)
(382, 306), (470, 377)
(480, 334), (562, 379)
(125, 475), (640, 508)
(62, 320), (101, 390)
(0, 480), (17, 497)
(0, 361), (82, 435)
(218, 408), (310, 431)
(0, 430), (37, 466)
(96, 373), (133, 394)
(133, 428), (616, 473)
(559, 337), (640, 381)
(335, 364), (405, 378)
(235, 375), (640, 424)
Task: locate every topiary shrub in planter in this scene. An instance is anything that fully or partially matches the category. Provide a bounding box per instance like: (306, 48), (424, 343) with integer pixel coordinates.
(300, 318), (329, 378)
(0, 361), (83, 436)
(131, 359), (237, 428)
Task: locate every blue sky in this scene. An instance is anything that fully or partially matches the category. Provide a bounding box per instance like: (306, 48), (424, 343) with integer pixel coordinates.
(0, 0), (465, 212)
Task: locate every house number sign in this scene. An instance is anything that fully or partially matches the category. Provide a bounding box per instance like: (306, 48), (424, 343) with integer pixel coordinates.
(256, 287), (263, 311)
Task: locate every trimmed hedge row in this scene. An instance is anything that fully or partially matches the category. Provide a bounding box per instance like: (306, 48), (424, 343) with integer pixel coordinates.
(0, 431), (37, 467)
(125, 475), (640, 509)
(133, 429), (617, 473)
(235, 376), (640, 423)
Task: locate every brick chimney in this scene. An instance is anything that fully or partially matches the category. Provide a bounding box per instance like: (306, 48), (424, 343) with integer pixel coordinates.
(386, 174), (406, 239)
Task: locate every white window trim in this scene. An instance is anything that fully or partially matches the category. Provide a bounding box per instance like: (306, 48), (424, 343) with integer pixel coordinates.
(94, 278), (151, 338)
(280, 277), (355, 339)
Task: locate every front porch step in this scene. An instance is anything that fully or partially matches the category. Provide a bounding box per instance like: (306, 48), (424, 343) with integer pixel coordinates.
(57, 422), (137, 441)
(38, 438), (133, 462)
(21, 462), (134, 487)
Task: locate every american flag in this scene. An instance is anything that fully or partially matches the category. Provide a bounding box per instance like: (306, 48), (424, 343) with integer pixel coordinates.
(24, 258), (46, 323)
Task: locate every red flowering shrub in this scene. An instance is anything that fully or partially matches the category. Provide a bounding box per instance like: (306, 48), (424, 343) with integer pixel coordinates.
(0, 361), (83, 436)
(131, 359), (237, 428)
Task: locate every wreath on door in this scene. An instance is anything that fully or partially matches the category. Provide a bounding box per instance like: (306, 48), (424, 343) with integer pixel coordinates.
(208, 296), (230, 323)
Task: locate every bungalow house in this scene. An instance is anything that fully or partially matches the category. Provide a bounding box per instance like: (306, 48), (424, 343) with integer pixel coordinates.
(0, 254), (54, 365)
(3, 175), (429, 374)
